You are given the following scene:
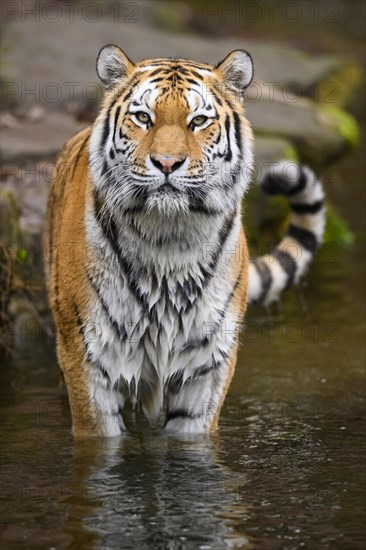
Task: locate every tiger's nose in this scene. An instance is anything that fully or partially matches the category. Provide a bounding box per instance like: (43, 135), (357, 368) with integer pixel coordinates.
(150, 154), (186, 174)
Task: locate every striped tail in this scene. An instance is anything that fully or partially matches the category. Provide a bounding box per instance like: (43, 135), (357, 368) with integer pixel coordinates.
(248, 161), (326, 306)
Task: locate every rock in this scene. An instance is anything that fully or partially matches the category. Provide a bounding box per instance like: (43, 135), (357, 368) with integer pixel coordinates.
(0, 112), (86, 162)
(0, 187), (50, 356)
(247, 99), (356, 166)
(245, 137), (299, 242)
(1, 11), (360, 165)
(1, 9), (361, 106)
(254, 136), (299, 176)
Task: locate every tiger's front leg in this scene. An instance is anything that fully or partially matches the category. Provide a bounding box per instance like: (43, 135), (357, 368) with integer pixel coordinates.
(165, 346), (238, 433)
(57, 338), (126, 438)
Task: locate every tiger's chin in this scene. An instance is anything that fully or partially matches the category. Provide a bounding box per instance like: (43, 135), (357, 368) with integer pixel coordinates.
(145, 187), (189, 216)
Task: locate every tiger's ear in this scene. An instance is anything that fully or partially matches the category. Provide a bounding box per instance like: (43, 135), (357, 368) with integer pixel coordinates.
(96, 45), (134, 88)
(216, 50), (253, 92)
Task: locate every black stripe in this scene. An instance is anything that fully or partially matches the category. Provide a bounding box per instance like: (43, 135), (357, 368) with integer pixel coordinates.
(290, 200), (323, 214)
(288, 224), (318, 253)
(213, 126), (222, 145)
(145, 60), (208, 70)
(201, 209), (236, 287)
(100, 99), (116, 154)
(150, 77), (165, 83)
(85, 270), (127, 340)
(168, 359), (222, 395)
(287, 168), (307, 196)
(188, 203), (223, 216)
(122, 87), (134, 102)
(144, 62), (172, 67)
(224, 115), (232, 162)
(186, 69), (203, 80)
(108, 218), (149, 310)
(122, 75), (141, 101)
(94, 190), (149, 310)
(166, 73), (183, 83)
(253, 259), (272, 304)
(122, 205), (145, 215)
(180, 334), (211, 353)
(71, 133), (90, 181)
(233, 112), (242, 153)
(211, 90), (222, 107)
(224, 261), (244, 312)
(164, 409), (199, 427)
(176, 66), (189, 75)
(212, 91), (223, 106)
(72, 303), (112, 387)
(186, 78), (199, 86)
(262, 167), (307, 197)
(112, 105), (121, 148)
(193, 362), (220, 379)
(72, 302), (84, 332)
(149, 68), (166, 77)
(167, 372), (184, 394)
(273, 249), (297, 290)
(179, 260), (243, 353)
(186, 187), (207, 213)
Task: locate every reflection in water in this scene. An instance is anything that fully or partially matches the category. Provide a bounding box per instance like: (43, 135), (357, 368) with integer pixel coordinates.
(62, 433), (250, 549)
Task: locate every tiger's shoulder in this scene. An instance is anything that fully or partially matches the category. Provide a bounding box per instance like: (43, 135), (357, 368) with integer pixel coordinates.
(47, 127), (91, 227)
(45, 126), (92, 294)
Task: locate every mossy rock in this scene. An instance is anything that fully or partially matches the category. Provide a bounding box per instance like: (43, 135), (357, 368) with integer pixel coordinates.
(316, 105), (360, 151)
(310, 61), (365, 109)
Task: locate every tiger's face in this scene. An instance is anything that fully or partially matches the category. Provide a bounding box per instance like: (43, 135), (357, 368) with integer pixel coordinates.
(90, 46), (254, 217)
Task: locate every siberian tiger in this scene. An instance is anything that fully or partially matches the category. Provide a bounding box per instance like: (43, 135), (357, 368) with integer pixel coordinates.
(46, 46), (325, 437)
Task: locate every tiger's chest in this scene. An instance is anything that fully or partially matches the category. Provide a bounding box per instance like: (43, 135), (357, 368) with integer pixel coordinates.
(83, 202), (241, 399)
(84, 254), (236, 392)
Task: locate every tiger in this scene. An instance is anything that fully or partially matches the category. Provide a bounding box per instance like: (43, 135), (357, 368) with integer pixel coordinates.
(46, 45), (326, 437)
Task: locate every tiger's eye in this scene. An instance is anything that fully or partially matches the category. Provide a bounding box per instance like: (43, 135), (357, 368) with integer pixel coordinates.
(191, 115), (208, 128)
(135, 111), (151, 124)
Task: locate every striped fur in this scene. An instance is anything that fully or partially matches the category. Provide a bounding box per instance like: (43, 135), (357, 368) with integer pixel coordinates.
(248, 162), (326, 306)
(46, 47), (325, 437)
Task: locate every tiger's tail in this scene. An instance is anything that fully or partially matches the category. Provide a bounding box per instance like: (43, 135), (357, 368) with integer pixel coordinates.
(248, 161), (326, 306)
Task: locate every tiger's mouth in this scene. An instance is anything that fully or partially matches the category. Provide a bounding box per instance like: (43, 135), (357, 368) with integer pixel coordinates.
(145, 182), (189, 215)
(155, 182), (180, 194)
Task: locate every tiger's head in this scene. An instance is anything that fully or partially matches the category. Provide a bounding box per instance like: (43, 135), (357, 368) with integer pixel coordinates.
(90, 45), (254, 217)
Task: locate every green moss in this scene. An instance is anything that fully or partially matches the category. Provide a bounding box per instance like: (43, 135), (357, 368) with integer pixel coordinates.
(316, 62), (364, 108)
(324, 204), (355, 248)
(319, 105), (360, 150)
(153, 4), (191, 33)
(16, 247), (28, 264)
(283, 144), (300, 162)
(247, 195), (355, 250)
